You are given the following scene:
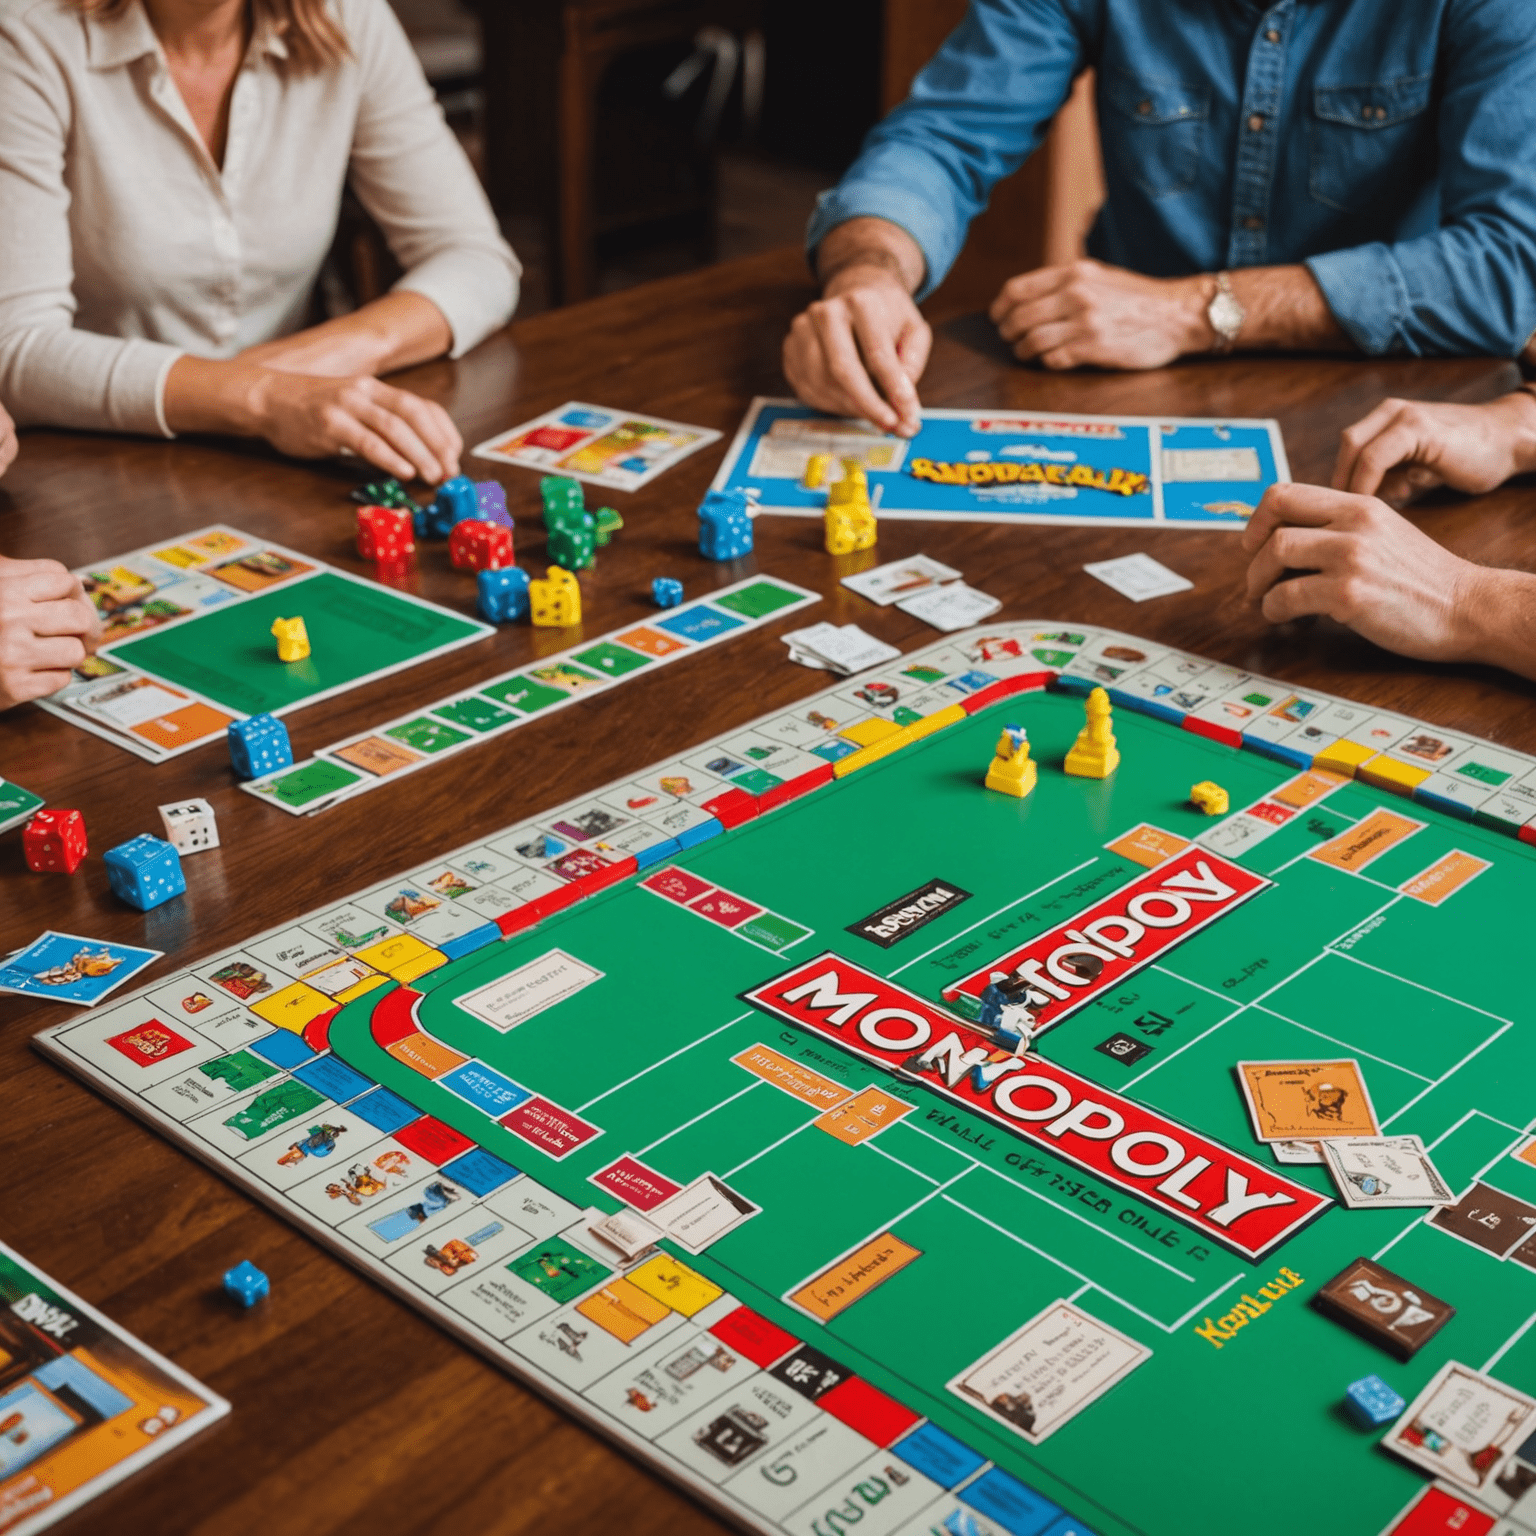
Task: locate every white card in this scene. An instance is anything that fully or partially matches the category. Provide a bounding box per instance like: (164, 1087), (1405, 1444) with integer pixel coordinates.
(782, 623), (901, 676)
(1384, 1361), (1536, 1496)
(896, 582), (1002, 632)
(1083, 553), (1194, 602)
(841, 555), (962, 606)
(1320, 1134), (1455, 1208)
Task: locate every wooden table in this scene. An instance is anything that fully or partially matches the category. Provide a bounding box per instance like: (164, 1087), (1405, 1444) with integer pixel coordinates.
(2, 246), (1533, 1535)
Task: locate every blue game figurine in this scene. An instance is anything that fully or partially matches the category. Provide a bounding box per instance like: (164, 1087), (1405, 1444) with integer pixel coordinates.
(478, 565), (531, 623)
(228, 713), (292, 780)
(652, 576), (683, 608)
(1344, 1375), (1405, 1429)
(697, 488), (754, 561)
(104, 834), (186, 912)
(223, 1260), (270, 1308)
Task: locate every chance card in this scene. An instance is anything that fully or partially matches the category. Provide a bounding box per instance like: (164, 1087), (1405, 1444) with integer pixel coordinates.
(948, 1299), (1151, 1445)
(0, 931), (162, 1007)
(472, 401), (720, 491)
(1320, 1135), (1454, 1209)
(1430, 1181), (1536, 1259)
(1384, 1360), (1536, 1495)
(841, 554), (961, 606)
(1236, 1059), (1379, 1143)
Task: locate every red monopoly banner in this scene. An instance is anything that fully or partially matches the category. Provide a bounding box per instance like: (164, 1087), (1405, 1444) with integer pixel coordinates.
(941, 844), (1270, 1034)
(744, 954), (1328, 1262)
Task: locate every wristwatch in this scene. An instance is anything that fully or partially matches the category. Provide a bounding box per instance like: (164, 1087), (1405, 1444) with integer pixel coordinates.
(1207, 272), (1246, 352)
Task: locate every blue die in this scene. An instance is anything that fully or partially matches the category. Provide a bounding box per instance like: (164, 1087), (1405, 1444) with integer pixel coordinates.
(427, 474), (478, 537)
(104, 834), (186, 911)
(223, 1260), (269, 1308)
(478, 565), (531, 622)
(652, 576), (683, 608)
(698, 489), (754, 561)
(228, 713), (292, 779)
(1345, 1374), (1405, 1429)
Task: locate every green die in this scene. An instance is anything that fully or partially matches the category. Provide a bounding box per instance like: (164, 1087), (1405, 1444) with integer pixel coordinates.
(548, 523), (596, 569)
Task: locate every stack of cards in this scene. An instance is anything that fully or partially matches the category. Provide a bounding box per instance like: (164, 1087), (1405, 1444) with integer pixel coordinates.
(895, 582), (1002, 632)
(840, 555), (961, 606)
(783, 623), (902, 676)
(1235, 1058), (1380, 1165)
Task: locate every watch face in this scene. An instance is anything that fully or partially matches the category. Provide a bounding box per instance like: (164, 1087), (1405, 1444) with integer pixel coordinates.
(1210, 289), (1245, 339)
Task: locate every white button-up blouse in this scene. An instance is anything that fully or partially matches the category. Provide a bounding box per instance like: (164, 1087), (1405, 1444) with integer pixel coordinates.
(0, 0), (520, 436)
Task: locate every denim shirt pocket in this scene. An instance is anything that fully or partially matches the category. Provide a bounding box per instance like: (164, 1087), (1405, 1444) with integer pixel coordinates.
(1101, 68), (1211, 200)
(1309, 73), (1435, 212)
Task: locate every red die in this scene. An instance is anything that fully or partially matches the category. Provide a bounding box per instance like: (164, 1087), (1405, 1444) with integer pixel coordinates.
(448, 518), (514, 572)
(356, 505), (415, 560)
(23, 808), (88, 874)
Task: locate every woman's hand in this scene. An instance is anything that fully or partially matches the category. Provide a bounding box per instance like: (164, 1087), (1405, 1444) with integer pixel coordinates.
(0, 557), (100, 709)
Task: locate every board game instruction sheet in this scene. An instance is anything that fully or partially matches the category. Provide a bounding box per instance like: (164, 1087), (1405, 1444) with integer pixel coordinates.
(0, 1242), (227, 1535)
(713, 397), (1290, 529)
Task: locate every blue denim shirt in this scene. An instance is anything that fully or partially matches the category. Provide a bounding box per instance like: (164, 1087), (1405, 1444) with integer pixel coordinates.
(806, 0), (1536, 356)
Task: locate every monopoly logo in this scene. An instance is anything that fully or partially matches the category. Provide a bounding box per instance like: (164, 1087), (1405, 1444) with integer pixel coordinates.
(848, 878), (972, 949)
(744, 954), (1327, 1262)
(943, 844), (1269, 1035)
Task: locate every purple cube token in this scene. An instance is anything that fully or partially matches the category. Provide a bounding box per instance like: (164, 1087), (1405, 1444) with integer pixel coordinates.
(475, 480), (514, 528)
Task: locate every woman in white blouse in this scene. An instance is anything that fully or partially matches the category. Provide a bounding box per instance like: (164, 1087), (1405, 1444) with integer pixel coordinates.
(0, 0), (521, 483)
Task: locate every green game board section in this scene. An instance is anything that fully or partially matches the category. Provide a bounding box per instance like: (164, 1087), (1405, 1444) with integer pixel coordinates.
(107, 571), (486, 715)
(326, 693), (1536, 1536)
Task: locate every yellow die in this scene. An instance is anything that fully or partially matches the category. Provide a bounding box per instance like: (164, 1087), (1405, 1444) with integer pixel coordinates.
(529, 565), (582, 627)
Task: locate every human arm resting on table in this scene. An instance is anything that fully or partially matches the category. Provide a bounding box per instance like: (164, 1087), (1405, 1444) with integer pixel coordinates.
(785, 0), (1082, 433)
(1242, 483), (1536, 682)
(0, 557), (100, 711)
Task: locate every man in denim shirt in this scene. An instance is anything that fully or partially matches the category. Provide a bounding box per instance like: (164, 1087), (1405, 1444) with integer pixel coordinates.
(784, 0), (1536, 436)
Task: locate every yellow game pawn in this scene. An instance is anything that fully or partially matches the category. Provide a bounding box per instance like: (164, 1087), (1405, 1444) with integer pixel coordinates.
(985, 724), (1037, 798)
(1064, 686), (1120, 778)
(270, 615), (309, 662)
(529, 565), (581, 627)
(1190, 780), (1229, 816)
(802, 452), (832, 489)
(826, 459), (868, 507)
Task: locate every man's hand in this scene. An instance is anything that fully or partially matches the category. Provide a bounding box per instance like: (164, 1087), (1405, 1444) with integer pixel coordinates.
(989, 260), (1211, 370)
(1242, 483), (1489, 662)
(0, 557), (100, 710)
(1332, 392), (1536, 505)
(0, 399), (17, 477)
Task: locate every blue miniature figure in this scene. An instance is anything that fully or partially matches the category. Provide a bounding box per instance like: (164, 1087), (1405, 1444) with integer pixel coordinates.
(223, 1260), (270, 1308)
(697, 488), (754, 561)
(1345, 1375), (1405, 1429)
(652, 576), (683, 608)
(228, 713), (292, 780)
(477, 566), (531, 623)
(104, 834), (186, 912)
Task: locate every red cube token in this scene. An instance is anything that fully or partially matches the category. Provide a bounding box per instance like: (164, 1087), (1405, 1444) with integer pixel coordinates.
(357, 504), (414, 559)
(23, 808), (87, 874)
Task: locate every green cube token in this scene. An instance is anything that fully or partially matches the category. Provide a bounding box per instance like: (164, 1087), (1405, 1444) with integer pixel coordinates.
(572, 642), (651, 677)
(736, 912), (813, 951)
(385, 717), (472, 754)
(432, 696), (517, 733)
(712, 580), (805, 620)
(482, 675), (568, 712)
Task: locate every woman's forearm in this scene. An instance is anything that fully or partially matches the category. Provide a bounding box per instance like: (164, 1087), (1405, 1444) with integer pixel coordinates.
(236, 291), (453, 378)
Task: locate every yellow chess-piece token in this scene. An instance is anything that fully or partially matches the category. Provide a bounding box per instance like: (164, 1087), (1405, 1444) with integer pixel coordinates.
(529, 565), (581, 627)
(1064, 686), (1120, 778)
(1190, 780), (1229, 816)
(802, 452), (832, 489)
(270, 615), (309, 662)
(985, 724), (1037, 798)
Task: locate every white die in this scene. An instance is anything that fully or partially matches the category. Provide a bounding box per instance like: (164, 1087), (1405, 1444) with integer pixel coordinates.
(158, 798), (219, 853)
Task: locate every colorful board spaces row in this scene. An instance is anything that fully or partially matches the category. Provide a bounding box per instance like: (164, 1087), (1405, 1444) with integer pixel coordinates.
(40, 526), (492, 763)
(713, 399), (1291, 529)
(34, 620), (1536, 1536)
(240, 574), (820, 816)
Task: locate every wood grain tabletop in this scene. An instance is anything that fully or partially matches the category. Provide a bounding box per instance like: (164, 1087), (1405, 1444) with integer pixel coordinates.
(1, 245), (1532, 1535)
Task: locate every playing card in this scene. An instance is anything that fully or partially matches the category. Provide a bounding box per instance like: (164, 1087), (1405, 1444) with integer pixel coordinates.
(1083, 552), (1194, 601)
(948, 1299), (1151, 1445)
(1320, 1134), (1454, 1208)
(782, 623), (901, 676)
(1384, 1361), (1536, 1496)
(1314, 1256), (1455, 1359)
(1271, 1139), (1325, 1165)
(1236, 1059), (1380, 1143)
(0, 930), (163, 1007)
(1430, 1181), (1536, 1259)
(841, 555), (962, 605)
(896, 582), (1003, 632)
